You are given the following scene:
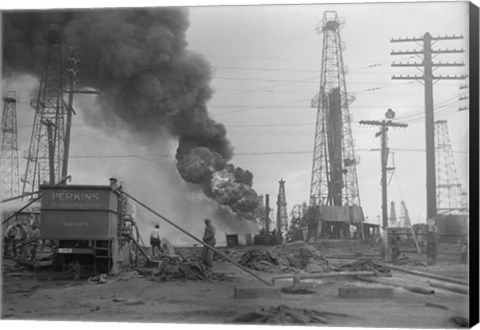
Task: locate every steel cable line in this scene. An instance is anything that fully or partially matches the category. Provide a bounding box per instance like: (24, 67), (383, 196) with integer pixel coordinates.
(68, 147), (467, 161)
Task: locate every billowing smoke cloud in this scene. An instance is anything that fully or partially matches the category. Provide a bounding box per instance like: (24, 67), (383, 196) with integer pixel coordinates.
(3, 8), (260, 219)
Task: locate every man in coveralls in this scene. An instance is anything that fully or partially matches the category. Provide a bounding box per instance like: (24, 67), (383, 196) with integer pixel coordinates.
(201, 218), (216, 270)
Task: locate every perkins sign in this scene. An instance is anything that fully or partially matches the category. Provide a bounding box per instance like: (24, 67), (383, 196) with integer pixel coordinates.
(52, 192), (101, 201)
(42, 189), (112, 210)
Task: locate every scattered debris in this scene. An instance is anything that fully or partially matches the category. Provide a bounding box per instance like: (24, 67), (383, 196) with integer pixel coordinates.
(336, 259), (391, 276)
(148, 257), (225, 282)
(239, 249), (279, 273)
(87, 274), (108, 284)
(238, 243), (330, 274)
(394, 255), (426, 266)
(229, 305), (349, 324)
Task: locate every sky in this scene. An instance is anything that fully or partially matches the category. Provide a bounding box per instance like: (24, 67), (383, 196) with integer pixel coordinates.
(1, 0), (472, 244)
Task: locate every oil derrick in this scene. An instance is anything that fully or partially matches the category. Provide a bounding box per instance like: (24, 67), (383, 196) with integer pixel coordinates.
(399, 201), (412, 227)
(22, 26), (79, 194)
(434, 120), (466, 214)
(310, 11), (360, 207)
(276, 178), (288, 235)
(0, 91), (20, 198)
(389, 201), (397, 227)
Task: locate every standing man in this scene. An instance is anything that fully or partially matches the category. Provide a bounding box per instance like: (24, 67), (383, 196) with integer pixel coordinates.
(29, 224), (40, 261)
(202, 218), (216, 270)
(426, 218), (438, 265)
(4, 222), (18, 257)
(150, 223), (161, 256)
(390, 235), (401, 263)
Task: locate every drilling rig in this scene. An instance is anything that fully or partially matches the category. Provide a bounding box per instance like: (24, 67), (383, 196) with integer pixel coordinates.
(296, 11), (364, 242)
(434, 119), (468, 243)
(21, 25), (79, 196)
(1, 92), (20, 200)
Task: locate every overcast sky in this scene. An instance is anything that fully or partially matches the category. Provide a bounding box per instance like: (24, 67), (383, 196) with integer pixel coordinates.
(1, 1), (472, 243)
(185, 2), (470, 225)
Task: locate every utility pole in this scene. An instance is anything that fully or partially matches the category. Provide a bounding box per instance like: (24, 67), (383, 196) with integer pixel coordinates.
(391, 33), (466, 222)
(360, 109), (408, 258)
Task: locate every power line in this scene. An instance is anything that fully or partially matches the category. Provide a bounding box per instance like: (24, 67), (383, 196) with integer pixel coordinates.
(68, 147), (468, 161)
(213, 65), (396, 75)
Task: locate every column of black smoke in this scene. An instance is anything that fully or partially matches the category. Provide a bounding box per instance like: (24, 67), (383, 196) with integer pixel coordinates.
(3, 8), (260, 219)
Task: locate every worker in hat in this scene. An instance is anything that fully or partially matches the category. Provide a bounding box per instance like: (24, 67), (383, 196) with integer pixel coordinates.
(4, 221), (28, 258)
(29, 223), (41, 261)
(389, 234), (401, 263)
(201, 218), (216, 270)
(4, 222), (19, 258)
(150, 223), (161, 256)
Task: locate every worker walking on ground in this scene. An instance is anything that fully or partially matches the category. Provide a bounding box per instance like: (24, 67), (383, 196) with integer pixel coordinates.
(426, 220), (438, 265)
(390, 235), (401, 263)
(29, 224), (40, 261)
(17, 222), (31, 259)
(150, 223), (161, 256)
(202, 218), (216, 270)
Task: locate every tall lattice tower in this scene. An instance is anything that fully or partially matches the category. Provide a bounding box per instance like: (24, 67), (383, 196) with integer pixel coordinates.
(276, 178), (288, 234)
(22, 26), (73, 194)
(435, 120), (467, 214)
(1, 91), (20, 198)
(310, 11), (360, 207)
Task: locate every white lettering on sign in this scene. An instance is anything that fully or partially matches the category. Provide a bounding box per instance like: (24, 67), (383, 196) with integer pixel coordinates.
(51, 192), (101, 201)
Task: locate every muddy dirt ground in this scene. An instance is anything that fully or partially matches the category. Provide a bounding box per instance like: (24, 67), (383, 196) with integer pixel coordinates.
(1, 241), (470, 328)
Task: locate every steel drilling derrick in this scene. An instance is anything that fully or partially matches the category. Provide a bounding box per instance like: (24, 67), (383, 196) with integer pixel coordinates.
(310, 11), (360, 207)
(276, 178), (288, 234)
(22, 27), (78, 194)
(435, 120), (467, 214)
(1, 91), (20, 198)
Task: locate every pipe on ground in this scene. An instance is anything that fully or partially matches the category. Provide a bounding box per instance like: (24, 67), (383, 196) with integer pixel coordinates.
(428, 281), (469, 295)
(385, 264), (468, 286)
(356, 275), (435, 295)
(271, 271), (376, 285)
